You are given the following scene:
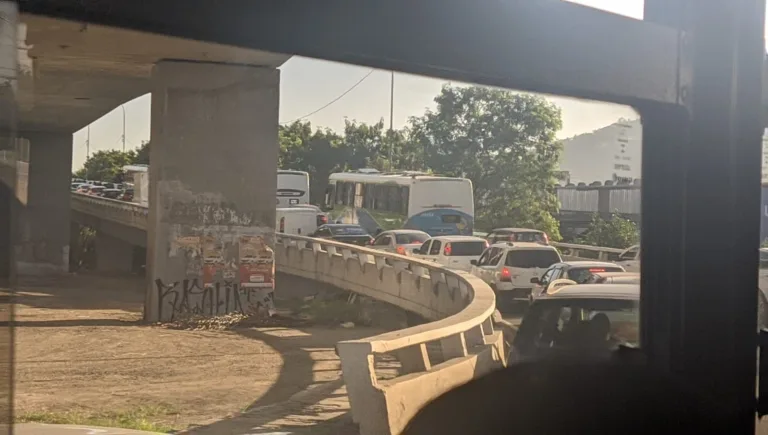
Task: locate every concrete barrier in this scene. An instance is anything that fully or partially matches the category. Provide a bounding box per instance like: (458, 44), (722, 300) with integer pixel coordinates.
(275, 234), (504, 435)
(71, 192), (148, 231)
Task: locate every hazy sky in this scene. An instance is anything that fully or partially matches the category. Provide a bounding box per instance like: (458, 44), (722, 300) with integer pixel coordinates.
(67, 0), (668, 170)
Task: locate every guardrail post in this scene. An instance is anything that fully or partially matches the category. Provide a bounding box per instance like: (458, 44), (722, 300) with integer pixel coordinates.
(397, 343), (432, 374)
(464, 324), (485, 347)
(440, 333), (468, 359)
(337, 341), (389, 433)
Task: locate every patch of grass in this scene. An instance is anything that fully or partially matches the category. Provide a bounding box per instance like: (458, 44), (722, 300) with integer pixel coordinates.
(16, 404), (179, 433)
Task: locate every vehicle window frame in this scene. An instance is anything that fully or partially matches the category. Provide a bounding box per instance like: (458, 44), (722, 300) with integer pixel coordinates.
(418, 240), (432, 255)
(540, 267), (557, 287)
(429, 240), (443, 256)
(374, 235), (392, 246)
(488, 248), (504, 266)
(477, 248), (492, 266)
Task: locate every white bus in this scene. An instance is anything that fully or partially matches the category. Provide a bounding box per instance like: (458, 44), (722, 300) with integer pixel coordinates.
(324, 170), (474, 236)
(277, 170), (310, 206)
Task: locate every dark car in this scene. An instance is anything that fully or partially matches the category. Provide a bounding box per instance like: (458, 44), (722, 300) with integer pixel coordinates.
(310, 224), (373, 246)
(120, 189), (134, 202)
(101, 188), (123, 199)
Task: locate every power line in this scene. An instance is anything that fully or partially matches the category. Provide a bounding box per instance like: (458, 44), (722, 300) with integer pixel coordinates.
(281, 68), (375, 125)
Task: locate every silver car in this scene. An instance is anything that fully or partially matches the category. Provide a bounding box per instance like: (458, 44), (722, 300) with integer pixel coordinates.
(370, 229), (430, 256)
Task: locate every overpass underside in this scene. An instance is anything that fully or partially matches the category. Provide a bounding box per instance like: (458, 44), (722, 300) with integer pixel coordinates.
(1, 6), (290, 323)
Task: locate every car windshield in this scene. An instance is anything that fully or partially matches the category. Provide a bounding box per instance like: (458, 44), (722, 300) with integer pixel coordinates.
(513, 298), (639, 359)
(448, 241), (486, 256)
(330, 226), (368, 236)
(395, 233), (429, 244)
(505, 250), (560, 268)
(568, 267), (624, 283)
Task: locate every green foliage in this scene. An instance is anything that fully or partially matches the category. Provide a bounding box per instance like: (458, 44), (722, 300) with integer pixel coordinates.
(72, 142), (149, 182)
(578, 213), (639, 249)
(17, 404), (179, 433)
(409, 86), (564, 239)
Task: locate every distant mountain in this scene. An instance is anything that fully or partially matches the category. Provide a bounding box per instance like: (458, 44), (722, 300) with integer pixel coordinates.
(559, 119), (642, 184)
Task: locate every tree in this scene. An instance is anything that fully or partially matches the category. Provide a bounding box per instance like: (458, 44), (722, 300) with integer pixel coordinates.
(75, 149), (137, 182)
(134, 141), (150, 165)
(279, 121), (345, 205)
(409, 85), (563, 238)
(577, 213), (639, 249)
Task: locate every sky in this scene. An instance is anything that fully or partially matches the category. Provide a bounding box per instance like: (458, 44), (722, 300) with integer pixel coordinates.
(69, 0), (657, 171)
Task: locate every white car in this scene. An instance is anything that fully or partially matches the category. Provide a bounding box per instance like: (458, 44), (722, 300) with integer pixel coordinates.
(471, 242), (562, 302)
(370, 229), (430, 255)
(411, 236), (488, 271)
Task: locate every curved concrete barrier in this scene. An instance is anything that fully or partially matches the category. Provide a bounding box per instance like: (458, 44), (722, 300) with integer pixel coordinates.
(275, 234), (504, 435)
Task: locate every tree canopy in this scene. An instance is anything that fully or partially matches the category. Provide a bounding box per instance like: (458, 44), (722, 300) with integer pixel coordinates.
(577, 213), (639, 249)
(73, 141), (149, 182)
(409, 86), (563, 238)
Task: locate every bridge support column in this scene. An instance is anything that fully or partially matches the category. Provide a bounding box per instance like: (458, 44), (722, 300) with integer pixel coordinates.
(16, 132), (72, 275)
(95, 233), (134, 274)
(145, 61), (279, 322)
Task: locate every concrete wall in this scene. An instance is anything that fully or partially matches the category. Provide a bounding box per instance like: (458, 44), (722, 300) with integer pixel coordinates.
(145, 61), (280, 322)
(275, 234), (503, 435)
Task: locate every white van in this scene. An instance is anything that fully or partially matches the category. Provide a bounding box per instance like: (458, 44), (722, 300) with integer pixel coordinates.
(411, 236), (488, 271)
(276, 207), (317, 236)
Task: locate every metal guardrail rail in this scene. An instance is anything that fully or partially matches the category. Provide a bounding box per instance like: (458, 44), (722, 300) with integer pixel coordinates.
(551, 241), (625, 261)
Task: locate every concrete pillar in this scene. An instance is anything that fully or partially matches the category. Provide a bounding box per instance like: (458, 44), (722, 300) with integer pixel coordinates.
(16, 132), (72, 275)
(145, 61), (279, 322)
(95, 233), (134, 273)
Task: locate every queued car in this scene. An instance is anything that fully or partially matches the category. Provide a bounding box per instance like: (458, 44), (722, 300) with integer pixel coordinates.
(120, 189), (134, 202)
(486, 228), (549, 245)
(310, 224), (373, 246)
(290, 204), (329, 227)
(508, 283), (639, 363)
(531, 261), (626, 301)
(471, 242), (562, 304)
(75, 184), (92, 193)
(86, 185), (106, 196)
(369, 229), (430, 256)
(411, 235), (488, 271)
(100, 188), (123, 199)
(583, 271), (640, 285)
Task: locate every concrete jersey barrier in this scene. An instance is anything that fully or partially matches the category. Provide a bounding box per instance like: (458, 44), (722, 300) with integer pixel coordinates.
(275, 233), (504, 435)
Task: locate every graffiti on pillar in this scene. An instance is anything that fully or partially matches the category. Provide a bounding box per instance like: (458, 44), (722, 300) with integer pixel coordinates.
(168, 201), (255, 226)
(155, 278), (275, 321)
(238, 235), (275, 290)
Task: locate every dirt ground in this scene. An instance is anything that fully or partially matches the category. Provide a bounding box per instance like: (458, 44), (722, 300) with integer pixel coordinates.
(12, 273), (386, 432)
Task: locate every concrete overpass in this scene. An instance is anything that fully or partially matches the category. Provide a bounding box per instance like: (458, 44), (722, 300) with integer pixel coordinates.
(8, 7), (288, 291)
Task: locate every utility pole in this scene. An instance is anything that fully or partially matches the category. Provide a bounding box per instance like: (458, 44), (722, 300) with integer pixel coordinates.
(389, 71), (394, 171)
(86, 124), (90, 159)
(121, 104), (126, 152)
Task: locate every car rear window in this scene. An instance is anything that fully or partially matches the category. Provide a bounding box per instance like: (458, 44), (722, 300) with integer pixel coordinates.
(330, 226), (368, 235)
(396, 233), (429, 244)
(568, 267), (624, 283)
(504, 249), (560, 268)
(447, 241), (486, 256)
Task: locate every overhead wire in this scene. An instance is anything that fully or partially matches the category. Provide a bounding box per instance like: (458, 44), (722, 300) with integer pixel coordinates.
(280, 68), (376, 125)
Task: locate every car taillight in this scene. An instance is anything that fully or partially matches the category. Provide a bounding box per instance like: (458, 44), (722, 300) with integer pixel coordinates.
(588, 268), (606, 273)
(279, 217), (285, 233)
(396, 246), (406, 255)
(320, 215), (328, 224)
(500, 267), (512, 282)
(444, 243), (452, 256)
